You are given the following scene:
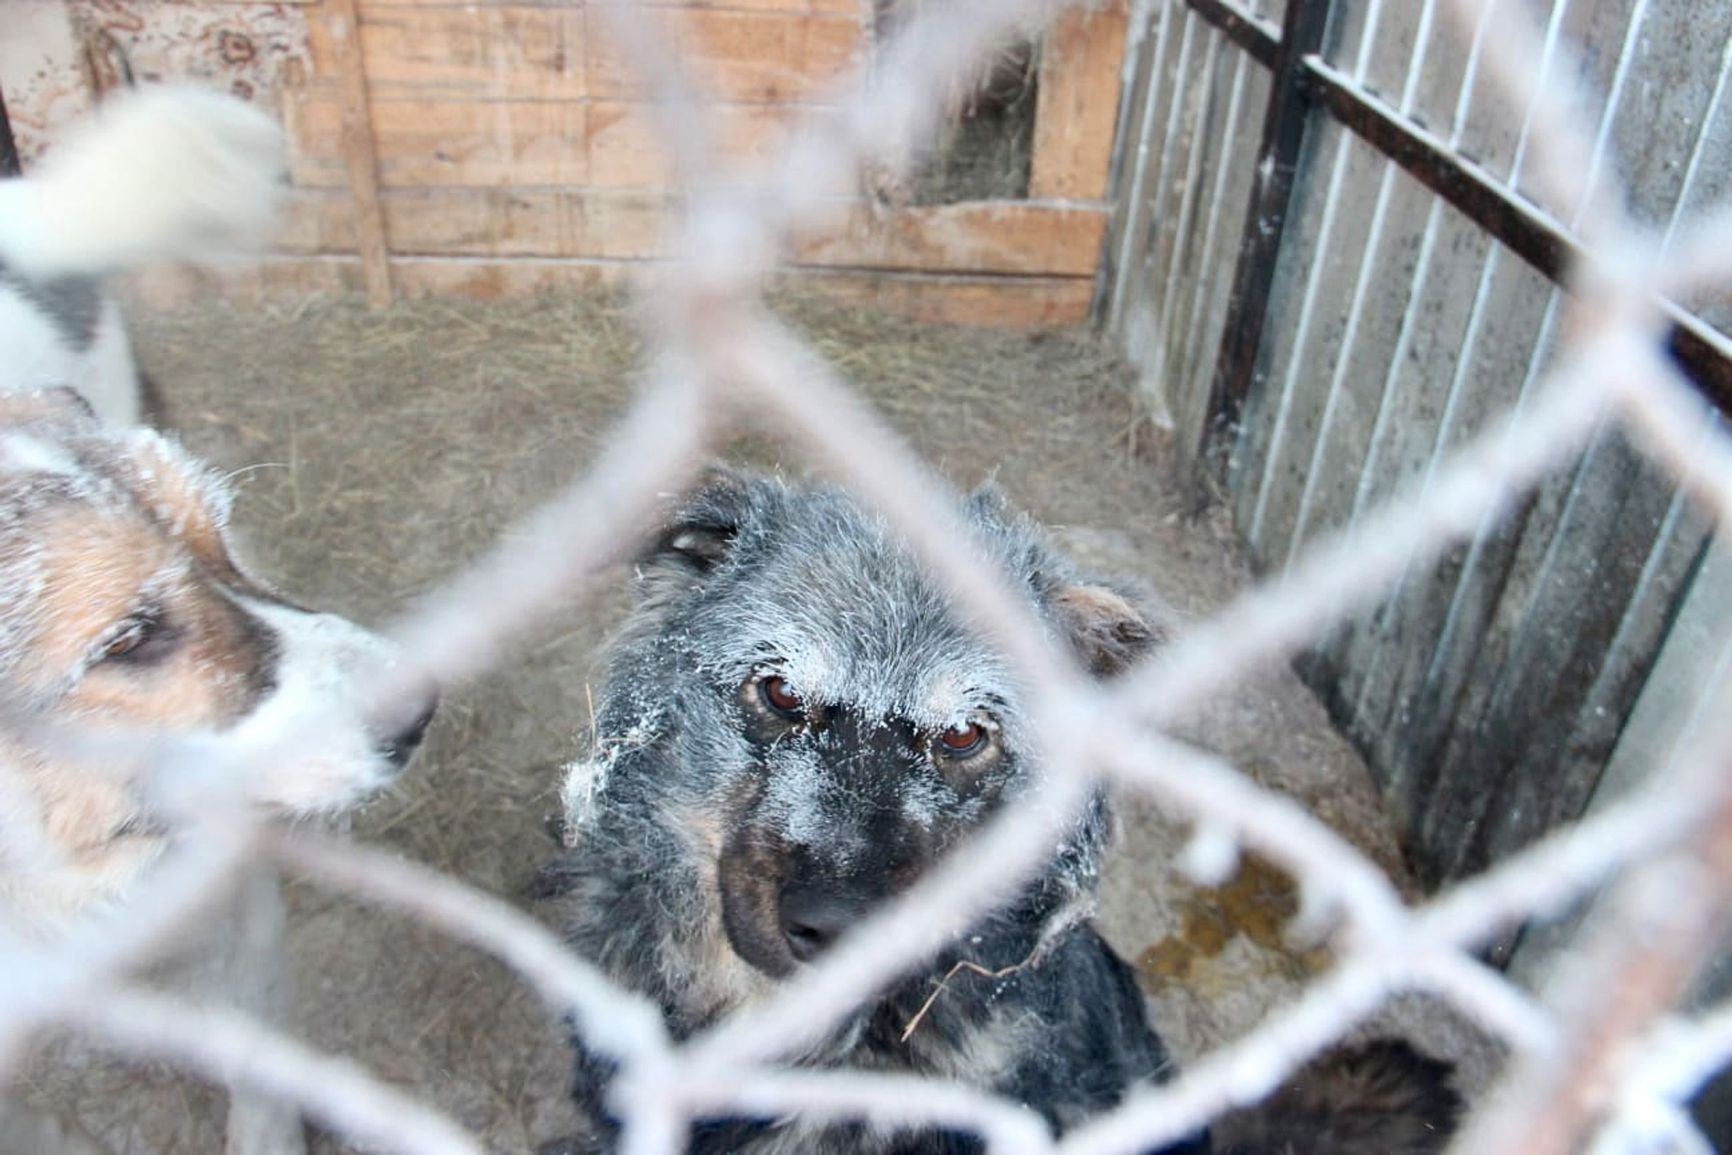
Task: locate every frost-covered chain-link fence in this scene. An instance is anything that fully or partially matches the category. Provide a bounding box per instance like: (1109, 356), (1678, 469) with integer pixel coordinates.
(7, 0), (1732, 1152)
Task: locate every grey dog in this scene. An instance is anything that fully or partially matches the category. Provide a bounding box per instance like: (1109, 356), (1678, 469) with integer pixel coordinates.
(534, 467), (1458, 1154)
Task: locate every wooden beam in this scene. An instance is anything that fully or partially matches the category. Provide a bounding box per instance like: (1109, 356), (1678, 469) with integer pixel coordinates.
(283, 92), (822, 191)
(587, 7), (864, 103)
(1029, 0), (1130, 201)
(319, 0), (393, 307)
(793, 202), (1109, 277)
(309, 6), (863, 104)
(273, 188), (1108, 277)
(122, 259), (1094, 329)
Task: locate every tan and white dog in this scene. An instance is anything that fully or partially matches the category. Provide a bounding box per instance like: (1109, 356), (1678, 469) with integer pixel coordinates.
(0, 87), (435, 1152)
(0, 386), (438, 934)
(0, 83), (435, 936)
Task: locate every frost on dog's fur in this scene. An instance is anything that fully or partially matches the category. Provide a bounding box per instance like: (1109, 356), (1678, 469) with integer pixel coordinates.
(538, 467), (1202, 1154)
(540, 469), (1463, 1154)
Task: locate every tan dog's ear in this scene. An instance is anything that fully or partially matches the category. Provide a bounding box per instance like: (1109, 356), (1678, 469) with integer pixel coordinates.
(0, 386), (98, 429)
(1051, 584), (1168, 678)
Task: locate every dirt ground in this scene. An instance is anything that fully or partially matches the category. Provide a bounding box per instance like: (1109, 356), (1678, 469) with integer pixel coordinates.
(17, 289), (1493, 1152)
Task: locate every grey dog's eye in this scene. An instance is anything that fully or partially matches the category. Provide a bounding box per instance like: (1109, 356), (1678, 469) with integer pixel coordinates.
(759, 675), (805, 719)
(937, 722), (989, 758)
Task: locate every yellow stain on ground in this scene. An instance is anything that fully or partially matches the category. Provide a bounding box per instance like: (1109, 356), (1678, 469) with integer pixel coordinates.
(1136, 853), (1332, 998)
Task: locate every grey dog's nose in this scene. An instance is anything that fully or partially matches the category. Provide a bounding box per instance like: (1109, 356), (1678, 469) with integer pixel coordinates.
(779, 885), (864, 962)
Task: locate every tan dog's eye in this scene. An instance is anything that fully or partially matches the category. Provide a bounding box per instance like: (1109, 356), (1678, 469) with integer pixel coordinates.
(96, 612), (170, 665)
(759, 675), (804, 719)
(938, 722), (989, 758)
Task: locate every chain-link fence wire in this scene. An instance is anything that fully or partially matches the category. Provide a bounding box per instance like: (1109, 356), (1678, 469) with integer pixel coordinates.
(8, 0), (1732, 1151)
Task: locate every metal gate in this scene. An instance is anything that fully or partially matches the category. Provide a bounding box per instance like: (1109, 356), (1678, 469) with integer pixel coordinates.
(1101, 0), (1732, 911)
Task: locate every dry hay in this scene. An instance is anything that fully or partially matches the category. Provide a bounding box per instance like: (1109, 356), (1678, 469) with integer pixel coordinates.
(15, 289), (1452, 1152)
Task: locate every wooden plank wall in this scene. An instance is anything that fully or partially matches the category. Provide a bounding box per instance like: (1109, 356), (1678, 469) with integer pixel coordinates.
(0, 0), (1134, 327)
(1101, 0), (1732, 908)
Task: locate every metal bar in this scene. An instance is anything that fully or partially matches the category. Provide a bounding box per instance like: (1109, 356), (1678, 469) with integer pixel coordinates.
(1304, 55), (1566, 278)
(0, 86), (19, 178)
(1302, 53), (1732, 416)
(1194, 0), (1335, 493)
(1183, 0), (1279, 68)
(1248, 0), (1386, 544)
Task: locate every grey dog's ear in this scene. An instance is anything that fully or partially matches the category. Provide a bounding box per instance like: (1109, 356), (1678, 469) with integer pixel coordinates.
(1050, 583), (1167, 678)
(962, 479), (1167, 676)
(647, 464), (756, 573)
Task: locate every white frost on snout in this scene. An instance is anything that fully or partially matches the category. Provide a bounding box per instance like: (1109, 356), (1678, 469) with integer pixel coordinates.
(899, 773), (948, 829)
(760, 748), (867, 867)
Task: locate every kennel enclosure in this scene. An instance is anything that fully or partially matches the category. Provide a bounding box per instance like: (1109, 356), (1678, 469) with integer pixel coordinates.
(6, 0), (1732, 1148)
(5, 0), (1732, 986)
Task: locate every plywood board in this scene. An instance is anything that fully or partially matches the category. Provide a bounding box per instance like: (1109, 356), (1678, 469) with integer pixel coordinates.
(584, 99), (805, 188)
(286, 89), (593, 187)
(310, 6), (863, 104)
(311, 5), (588, 100)
(792, 202), (1107, 277)
(360, 0), (857, 13)
(285, 91), (829, 190)
(319, 0), (393, 305)
(277, 187), (669, 259)
(790, 269), (1094, 327)
(586, 7), (864, 103)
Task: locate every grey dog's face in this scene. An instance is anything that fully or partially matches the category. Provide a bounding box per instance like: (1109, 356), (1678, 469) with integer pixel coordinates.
(623, 470), (1156, 980)
(715, 664), (1020, 978)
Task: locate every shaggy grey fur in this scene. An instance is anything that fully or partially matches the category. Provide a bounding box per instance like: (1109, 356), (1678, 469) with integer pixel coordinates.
(535, 467), (1457, 1155)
